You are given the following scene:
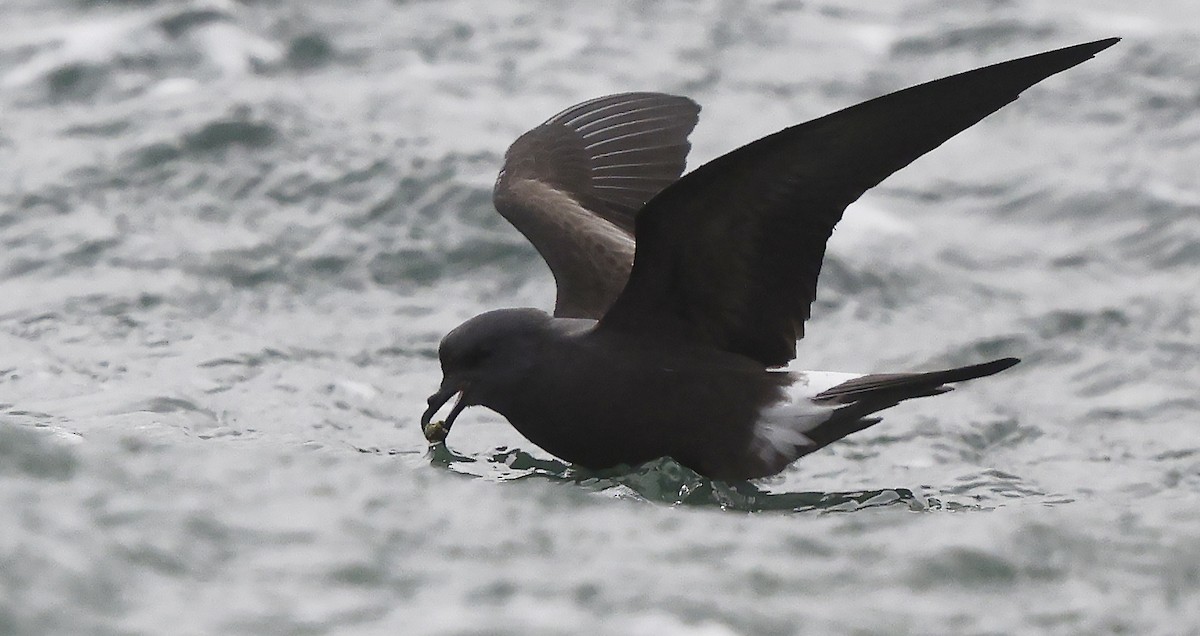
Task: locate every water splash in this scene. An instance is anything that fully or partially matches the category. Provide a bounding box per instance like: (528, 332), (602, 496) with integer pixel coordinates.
(424, 442), (937, 513)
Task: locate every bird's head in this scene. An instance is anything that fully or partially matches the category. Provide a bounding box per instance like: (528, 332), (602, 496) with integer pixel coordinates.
(420, 308), (552, 443)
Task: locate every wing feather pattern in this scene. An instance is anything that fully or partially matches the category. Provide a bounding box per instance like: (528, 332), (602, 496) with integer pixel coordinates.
(493, 92), (700, 318)
(599, 39), (1119, 366)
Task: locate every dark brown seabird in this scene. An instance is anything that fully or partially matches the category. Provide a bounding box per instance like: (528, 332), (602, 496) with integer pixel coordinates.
(421, 38), (1119, 480)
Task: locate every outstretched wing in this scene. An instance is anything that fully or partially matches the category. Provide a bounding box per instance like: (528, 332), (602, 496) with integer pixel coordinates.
(599, 39), (1119, 366)
(493, 92), (700, 319)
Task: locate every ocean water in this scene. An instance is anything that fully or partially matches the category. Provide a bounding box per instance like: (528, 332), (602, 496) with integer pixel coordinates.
(2, 1), (1198, 634)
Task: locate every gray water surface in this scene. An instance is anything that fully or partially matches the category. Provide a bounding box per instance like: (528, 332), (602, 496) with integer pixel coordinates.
(2, 1), (1199, 634)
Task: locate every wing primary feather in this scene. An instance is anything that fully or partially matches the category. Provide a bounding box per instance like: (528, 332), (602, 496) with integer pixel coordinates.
(584, 124), (700, 150)
(574, 104), (693, 133)
(579, 115), (696, 139)
(559, 94), (682, 127)
(598, 39), (1119, 366)
(493, 92), (700, 319)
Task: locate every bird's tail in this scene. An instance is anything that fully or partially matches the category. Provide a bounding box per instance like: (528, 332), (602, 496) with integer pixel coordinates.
(802, 357), (1020, 448)
(812, 357), (1020, 405)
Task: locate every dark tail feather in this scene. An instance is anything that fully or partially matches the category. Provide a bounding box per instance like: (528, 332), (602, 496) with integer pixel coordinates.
(813, 357), (1020, 405)
(800, 357), (1020, 451)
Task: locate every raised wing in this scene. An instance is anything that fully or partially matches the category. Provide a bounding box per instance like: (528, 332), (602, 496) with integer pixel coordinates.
(599, 39), (1119, 366)
(493, 92), (700, 319)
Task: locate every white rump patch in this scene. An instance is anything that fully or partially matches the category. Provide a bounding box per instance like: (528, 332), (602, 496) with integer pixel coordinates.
(750, 370), (865, 465)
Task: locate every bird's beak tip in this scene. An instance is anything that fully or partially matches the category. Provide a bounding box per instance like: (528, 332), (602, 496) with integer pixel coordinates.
(420, 380), (467, 443)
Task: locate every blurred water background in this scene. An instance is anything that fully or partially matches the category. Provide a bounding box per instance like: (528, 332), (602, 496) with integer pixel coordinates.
(2, 0), (1199, 634)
